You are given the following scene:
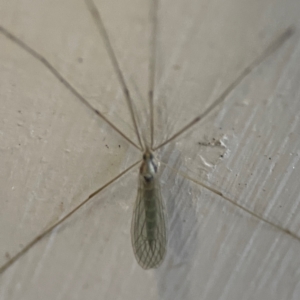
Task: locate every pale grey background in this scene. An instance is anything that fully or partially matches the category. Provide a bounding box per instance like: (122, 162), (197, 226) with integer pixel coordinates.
(0, 0), (300, 299)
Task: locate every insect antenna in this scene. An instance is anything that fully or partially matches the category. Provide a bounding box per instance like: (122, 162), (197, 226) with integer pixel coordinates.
(84, 0), (144, 151)
(148, 0), (159, 149)
(127, 76), (150, 149)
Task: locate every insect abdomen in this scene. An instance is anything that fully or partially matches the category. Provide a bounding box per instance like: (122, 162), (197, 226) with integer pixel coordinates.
(144, 187), (158, 246)
(131, 168), (167, 269)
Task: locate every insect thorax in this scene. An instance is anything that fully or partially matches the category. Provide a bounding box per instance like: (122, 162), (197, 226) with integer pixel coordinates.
(140, 150), (158, 184)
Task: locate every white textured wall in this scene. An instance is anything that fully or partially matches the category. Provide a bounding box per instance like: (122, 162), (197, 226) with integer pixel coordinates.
(0, 0), (300, 299)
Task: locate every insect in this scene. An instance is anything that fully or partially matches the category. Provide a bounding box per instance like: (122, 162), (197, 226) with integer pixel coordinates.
(0, 0), (297, 274)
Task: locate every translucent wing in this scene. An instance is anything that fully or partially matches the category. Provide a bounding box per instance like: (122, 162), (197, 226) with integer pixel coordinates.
(131, 175), (167, 269)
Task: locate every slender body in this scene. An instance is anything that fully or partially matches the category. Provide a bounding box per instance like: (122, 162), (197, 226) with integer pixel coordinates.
(131, 150), (167, 269)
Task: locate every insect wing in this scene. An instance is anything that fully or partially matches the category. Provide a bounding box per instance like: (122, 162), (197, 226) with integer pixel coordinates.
(131, 176), (167, 269)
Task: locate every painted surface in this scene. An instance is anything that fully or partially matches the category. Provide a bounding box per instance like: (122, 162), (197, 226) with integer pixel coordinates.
(0, 0), (300, 299)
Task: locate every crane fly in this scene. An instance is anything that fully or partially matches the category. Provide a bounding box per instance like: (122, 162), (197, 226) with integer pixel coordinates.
(0, 0), (297, 271)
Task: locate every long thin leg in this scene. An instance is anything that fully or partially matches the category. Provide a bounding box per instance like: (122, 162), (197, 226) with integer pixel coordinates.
(154, 27), (295, 151)
(84, 0), (144, 150)
(0, 26), (141, 151)
(160, 161), (300, 243)
(148, 0), (159, 149)
(0, 160), (141, 275)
